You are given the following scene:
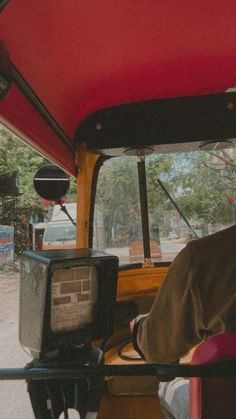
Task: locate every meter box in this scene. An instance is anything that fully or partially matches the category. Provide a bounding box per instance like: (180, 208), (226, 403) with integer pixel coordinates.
(19, 249), (119, 358)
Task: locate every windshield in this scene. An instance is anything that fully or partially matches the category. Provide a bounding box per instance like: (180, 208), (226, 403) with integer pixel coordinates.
(44, 223), (76, 242)
(93, 143), (236, 264)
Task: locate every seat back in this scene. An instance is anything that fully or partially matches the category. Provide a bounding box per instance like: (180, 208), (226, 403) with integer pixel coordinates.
(190, 333), (236, 419)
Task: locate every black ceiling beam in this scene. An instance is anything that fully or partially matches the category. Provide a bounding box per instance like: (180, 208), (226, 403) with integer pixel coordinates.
(76, 93), (236, 151)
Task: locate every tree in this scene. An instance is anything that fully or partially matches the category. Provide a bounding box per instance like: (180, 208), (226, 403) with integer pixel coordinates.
(0, 126), (48, 206)
(171, 151), (233, 226)
(0, 125), (77, 206)
(146, 154), (174, 227)
(96, 157), (139, 246)
(95, 155), (174, 245)
(0, 125), (77, 254)
(143, 150), (236, 235)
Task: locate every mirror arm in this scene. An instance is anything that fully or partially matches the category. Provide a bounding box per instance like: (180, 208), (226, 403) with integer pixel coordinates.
(58, 201), (76, 226)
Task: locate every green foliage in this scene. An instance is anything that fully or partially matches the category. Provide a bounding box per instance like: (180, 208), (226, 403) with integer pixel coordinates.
(0, 125), (77, 254)
(147, 151), (235, 227)
(146, 154), (175, 224)
(96, 149), (236, 245)
(0, 126), (76, 206)
(1, 121), (236, 252)
(0, 127), (48, 207)
(96, 157), (139, 245)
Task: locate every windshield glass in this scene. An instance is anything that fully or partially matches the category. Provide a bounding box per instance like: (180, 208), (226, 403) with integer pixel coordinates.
(44, 223), (76, 242)
(93, 143), (236, 264)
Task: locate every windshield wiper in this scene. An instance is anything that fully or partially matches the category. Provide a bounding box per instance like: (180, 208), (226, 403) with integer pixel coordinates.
(157, 178), (199, 239)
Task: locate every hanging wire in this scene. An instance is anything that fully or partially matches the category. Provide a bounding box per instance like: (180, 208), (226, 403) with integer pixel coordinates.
(45, 380), (56, 419)
(61, 380), (69, 419)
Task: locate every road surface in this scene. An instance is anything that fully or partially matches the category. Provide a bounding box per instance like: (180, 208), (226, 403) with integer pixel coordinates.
(0, 267), (34, 419)
(0, 267), (84, 419)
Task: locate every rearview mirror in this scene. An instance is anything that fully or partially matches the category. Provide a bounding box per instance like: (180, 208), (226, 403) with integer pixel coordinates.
(34, 164), (70, 201)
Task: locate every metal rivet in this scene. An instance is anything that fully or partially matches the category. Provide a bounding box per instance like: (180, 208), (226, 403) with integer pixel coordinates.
(95, 122), (103, 130)
(227, 101), (235, 110)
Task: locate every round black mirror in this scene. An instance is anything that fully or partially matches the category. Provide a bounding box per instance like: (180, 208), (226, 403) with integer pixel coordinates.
(34, 164), (70, 201)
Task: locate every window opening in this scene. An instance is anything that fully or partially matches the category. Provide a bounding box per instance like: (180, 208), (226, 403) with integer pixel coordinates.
(93, 143), (236, 264)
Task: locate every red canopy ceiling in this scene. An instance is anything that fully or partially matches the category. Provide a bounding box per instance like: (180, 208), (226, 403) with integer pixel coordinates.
(1, 1), (236, 174)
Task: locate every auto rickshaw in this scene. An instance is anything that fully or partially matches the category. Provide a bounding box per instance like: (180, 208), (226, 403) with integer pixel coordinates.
(1, 2), (236, 418)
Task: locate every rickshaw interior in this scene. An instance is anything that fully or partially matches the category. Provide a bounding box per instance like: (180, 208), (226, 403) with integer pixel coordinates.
(1, 2), (236, 418)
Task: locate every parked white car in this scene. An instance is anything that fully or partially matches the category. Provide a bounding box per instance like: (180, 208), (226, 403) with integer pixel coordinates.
(42, 203), (76, 250)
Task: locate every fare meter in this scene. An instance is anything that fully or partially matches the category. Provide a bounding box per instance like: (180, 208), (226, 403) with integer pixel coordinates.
(19, 249), (119, 358)
(50, 264), (98, 334)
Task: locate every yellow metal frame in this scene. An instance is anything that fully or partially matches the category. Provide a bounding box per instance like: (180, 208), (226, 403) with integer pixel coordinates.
(75, 144), (100, 248)
(117, 266), (168, 299)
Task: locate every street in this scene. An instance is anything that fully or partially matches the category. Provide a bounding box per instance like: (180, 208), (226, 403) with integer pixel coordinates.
(106, 239), (186, 264)
(0, 268), (34, 419)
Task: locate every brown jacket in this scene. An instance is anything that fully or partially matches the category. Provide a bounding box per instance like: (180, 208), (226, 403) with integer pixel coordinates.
(136, 225), (236, 363)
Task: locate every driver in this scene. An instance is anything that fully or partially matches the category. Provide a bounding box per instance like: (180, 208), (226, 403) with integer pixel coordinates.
(130, 224), (236, 419)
